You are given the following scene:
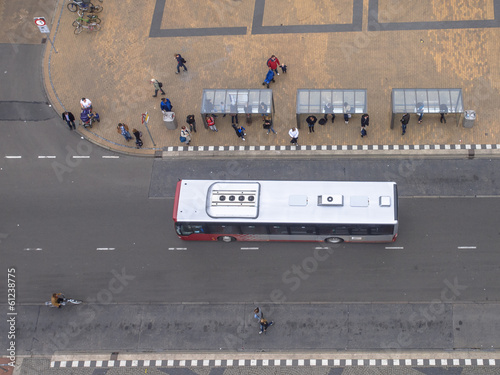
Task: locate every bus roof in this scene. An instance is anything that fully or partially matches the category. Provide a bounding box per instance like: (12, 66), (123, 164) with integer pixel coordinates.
(175, 180), (398, 224)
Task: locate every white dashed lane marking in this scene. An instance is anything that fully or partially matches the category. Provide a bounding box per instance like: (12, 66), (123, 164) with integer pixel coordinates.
(102, 156), (119, 158)
(24, 248), (42, 251)
(458, 246), (477, 249)
(5, 156), (22, 159)
(96, 248), (115, 251)
(38, 156), (56, 159)
(72, 155), (90, 159)
(168, 248), (187, 251)
(241, 247), (259, 250)
(385, 246), (404, 249)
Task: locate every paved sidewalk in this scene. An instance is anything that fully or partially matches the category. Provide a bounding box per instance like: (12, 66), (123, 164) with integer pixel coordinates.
(37, 0), (500, 156)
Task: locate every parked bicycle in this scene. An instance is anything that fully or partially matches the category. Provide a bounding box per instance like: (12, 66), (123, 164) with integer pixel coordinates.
(67, 0), (102, 13)
(73, 15), (101, 26)
(45, 293), (82, 308)
(74, 19), (101, 34)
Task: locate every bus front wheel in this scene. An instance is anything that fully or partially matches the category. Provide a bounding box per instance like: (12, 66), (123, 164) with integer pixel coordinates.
(325, 237), (343, 244)
(218, 236), (236, 243)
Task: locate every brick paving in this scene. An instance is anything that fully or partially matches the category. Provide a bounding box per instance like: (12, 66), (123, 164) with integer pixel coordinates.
(5, 0), (500, 155)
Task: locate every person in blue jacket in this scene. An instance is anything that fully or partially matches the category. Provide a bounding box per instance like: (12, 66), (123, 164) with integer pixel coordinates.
(161, 98), (172, 112)
(262, 70), (275, 88)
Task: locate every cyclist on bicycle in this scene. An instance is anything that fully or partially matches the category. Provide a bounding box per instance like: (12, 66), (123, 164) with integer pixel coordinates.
(51, 293), (65, 308)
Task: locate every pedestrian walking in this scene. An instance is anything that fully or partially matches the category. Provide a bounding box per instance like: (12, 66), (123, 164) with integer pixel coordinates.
(61, 111), (76, 130)
(175, 53), (188, 74)
(232, 124), (246, 141)
(306, 115), (317, 133)
(416, 102), (424, 123)
(267, 55), (282, 75)
(80, 97), (92, 111)
(440, 104), (448, 123)
(262, 70), (275, 89)
(205, 114), (217, 132)
(254, 307), (263, 322)
(151, 79), (165, 97)
(289, 127), (299, 146)
(160, 98), (173, 112)
(180, 125), (191, 145)
(323, 103), (335, 123)
(132, 128), (143, 148)
(259, 318), (274, 334)
(263, 115), (277, 134)
(117, 123), (133, 141)
(186, 114), (197, 132)
(343, 103), (351, 124)
(361, 127), (367, 138)
(361, 113), (369, 128)
(400, 113), (410, 135)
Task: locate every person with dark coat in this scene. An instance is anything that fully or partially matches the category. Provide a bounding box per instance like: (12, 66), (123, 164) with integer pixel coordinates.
(306, 115), (317, 133)
(186, 114), (196, 132)
(400, 113), (410, 135)
(62, 111), (76, 130)
(175, 53), (187, 74)
(232, 124), (246, 141)
(323, 103), (335, 123)
(361, 114), (369, 128)
(262, 70), (275, 88)
(440, 104), (448, 123)
(132, 128), (143, 149)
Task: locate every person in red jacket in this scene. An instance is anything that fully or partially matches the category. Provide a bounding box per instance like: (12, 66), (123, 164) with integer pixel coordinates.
(267, 55), (282, 75)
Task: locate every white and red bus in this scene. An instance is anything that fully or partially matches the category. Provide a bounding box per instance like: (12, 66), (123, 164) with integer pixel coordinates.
(173, 180), (398, 243)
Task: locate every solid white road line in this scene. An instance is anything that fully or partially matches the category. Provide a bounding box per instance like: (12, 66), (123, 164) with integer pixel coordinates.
(385, 246), (404, 249)
(96, 247), (115, 251)
(458, 246), (477, 249)
(102, 156), (119, 159)
(24, 248), (42, 251)
(5, 156), (22, 159)
(72, 155), (90, 159)
(38, 156), (56, 159)
(168, 248), (187, 251)
(241, 247), (259, 250)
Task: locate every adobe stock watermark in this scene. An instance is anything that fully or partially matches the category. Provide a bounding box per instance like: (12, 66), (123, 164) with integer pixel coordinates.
(51, 140), (93, 182)
(381, 277), (467, 351)
(40, 267), (135, 354)
(223, 246), (337, 349)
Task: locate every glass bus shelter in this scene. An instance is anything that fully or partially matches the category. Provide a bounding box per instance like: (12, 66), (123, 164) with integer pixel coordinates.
(201, 89), (274, 127)
(296, 89), (367, 129)
(391, 88), (464, 128)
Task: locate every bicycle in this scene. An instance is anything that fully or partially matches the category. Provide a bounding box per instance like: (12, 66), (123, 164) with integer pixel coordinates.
(45, 294), (82, 308)
(73, 15), (101, 27)
(74, 20), (101, 34)
(67, 0), (102, 13)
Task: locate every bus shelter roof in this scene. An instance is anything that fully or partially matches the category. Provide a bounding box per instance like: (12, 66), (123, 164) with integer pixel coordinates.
(296, 89), (367, 114)
(392, 88), (463, 114)
(201, 89), (273, 114)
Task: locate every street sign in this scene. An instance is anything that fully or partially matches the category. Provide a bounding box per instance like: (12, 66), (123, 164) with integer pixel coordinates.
(34, 17), (50, 34)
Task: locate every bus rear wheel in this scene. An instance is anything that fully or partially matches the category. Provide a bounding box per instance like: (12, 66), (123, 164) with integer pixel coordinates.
(218, 236), (236, 242)
(325, 237), (343, 244)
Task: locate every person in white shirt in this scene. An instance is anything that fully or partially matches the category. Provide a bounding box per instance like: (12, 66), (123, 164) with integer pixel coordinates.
(80, 98), (92, 110)
(288, 127), (299, 146)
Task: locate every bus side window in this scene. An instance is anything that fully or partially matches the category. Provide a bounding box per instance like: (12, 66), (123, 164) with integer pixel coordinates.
(207, 225), (241, 234)
(269, 225), (288, 235)
(289, 226), (316, 235)
(241, 225), (268, 234)
(179, 224), (204, 235)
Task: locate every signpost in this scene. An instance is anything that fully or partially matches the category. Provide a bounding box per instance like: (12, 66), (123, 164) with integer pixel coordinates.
(34, 17), (57, 53)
